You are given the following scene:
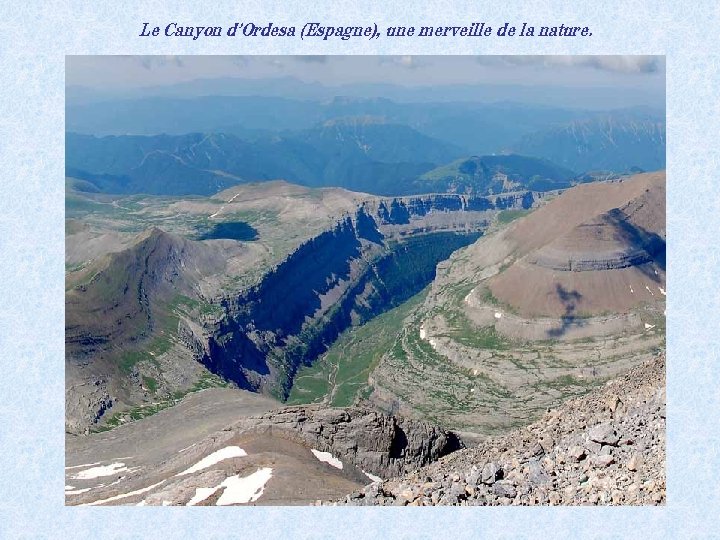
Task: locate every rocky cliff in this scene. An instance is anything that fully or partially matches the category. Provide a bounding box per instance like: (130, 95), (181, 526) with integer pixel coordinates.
(232, 405), (463, 478)
(182, 192), (535, 400)
(332, 354), (665, 506)
(66, 188), (535, 432)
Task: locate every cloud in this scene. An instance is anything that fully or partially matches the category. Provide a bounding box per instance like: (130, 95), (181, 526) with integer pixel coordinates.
(378, 56), (429, 70)
(131, 55), (185, 70)
(476, 55), (664, 74)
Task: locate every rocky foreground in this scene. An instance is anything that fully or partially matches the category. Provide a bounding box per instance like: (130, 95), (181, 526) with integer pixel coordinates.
(330, 354), (665, 506)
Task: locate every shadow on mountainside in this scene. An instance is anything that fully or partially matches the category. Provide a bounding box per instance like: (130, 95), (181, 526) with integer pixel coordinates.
(546, 284), (586, 338)
(605, 208), (666, 283)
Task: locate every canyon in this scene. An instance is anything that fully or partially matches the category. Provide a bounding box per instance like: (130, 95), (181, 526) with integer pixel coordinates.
(65, 184), (536, 434)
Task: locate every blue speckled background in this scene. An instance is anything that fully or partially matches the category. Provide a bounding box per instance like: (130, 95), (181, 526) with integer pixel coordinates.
(0, 1), (717, 538)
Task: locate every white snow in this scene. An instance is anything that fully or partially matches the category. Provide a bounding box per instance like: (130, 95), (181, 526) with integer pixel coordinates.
(162, 501), (172, 506)
(470, 388), (475, 393)
(644, 323), (656, 330)
(658, 287), (666, 296)
(82, 480), (166, 506)
(645, 285), (654, 296)
(65, 461), (103, 470)
(463, 287), (476, 305)
(216, 468), (273, 506)
(311, 449), (343, 469)
(209, 193), (243, 219)
(72, 462), (130, 480)
(419, 326), (426, 340)
(363, 470), (383, 483)
(630, 286), (634, 294)
(136, 501), (147, 507)
(177, 443), (196, 454)
(494, 311), (502, 319)
(428, 338), (438, 350)
(65, 485), (74, 490)
(186, 487), (221, 506)
(64, 487), (91, 495)
(178, 446), (248, 476)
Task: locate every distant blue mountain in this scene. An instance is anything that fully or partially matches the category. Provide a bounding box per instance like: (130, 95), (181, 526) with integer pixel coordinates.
(66, 121), (464, 196)
(510, 112), (666, 173)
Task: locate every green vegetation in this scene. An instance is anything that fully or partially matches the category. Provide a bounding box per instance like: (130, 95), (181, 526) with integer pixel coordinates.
(497, 209), (531, 224)
(116, 334), (174, 374)
(378, 318), (514, 427)
(142, 376), (159, 393)
(92, 371), (230, 433)
(443, 309), (512, 350)
(169, 294), (225, 319)
(287, 289), (428, 407)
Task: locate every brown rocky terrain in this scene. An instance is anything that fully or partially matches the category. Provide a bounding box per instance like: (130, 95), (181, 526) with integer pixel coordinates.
(333, 353), (665, 506)
(66, 392), (460, 506)
(367, 172), (665, 435)
(66, 180), (536, 433)
(489, 172), (665, 317)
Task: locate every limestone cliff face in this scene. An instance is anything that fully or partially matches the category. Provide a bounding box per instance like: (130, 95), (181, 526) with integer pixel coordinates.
(184, 192), (534, 399)
(233, 405), (464, 478)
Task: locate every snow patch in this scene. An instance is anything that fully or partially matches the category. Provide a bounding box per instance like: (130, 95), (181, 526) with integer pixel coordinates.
(311, 449), (343, 469)
(186, 487), (220, 506)
(645, 285), (654, 296)
(658, 287), (666, 296)
(494, 311), (502, 319)
(419, 325), (426, 340)
(363, 470), (383, 483)
(65, 487), (91, 495)
(216, 468), (273, 505)
(644, 323), (656, 330)
(65, 461), (103, 471)
(82, 480), (166, 506)
(630, 286), (634, 294)
(72, 462), (129, 480)
(428, 338), (438, 350)
(65, 458), (132, 471)
(178, 446), (248, 476)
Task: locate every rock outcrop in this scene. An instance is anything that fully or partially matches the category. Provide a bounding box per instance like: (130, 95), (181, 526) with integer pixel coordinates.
(331, 354), (665, 506)
(233, 405), (464, 478)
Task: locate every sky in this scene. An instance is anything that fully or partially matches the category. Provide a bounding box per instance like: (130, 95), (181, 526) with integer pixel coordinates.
(67, 55), (664, 90)
(65, 56), (665, 110)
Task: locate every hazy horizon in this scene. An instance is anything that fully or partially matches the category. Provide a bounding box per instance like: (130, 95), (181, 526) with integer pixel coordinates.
(67, 55), (665, 110)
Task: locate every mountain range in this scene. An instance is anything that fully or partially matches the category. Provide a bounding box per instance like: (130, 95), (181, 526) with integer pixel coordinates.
(65, 72), (666, 507)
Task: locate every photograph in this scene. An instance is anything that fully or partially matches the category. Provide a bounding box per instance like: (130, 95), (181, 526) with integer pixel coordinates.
(64, 54), (666, 507)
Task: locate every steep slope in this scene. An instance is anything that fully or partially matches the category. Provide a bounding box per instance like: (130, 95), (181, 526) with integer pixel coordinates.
(65, 228), (240, 433)
(66, 181), (536, 433)
(365, 172), (665, 435)
(478, 171), (666, 317)
(335, 354), (665, 506)
(65, 399), (460, 506)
